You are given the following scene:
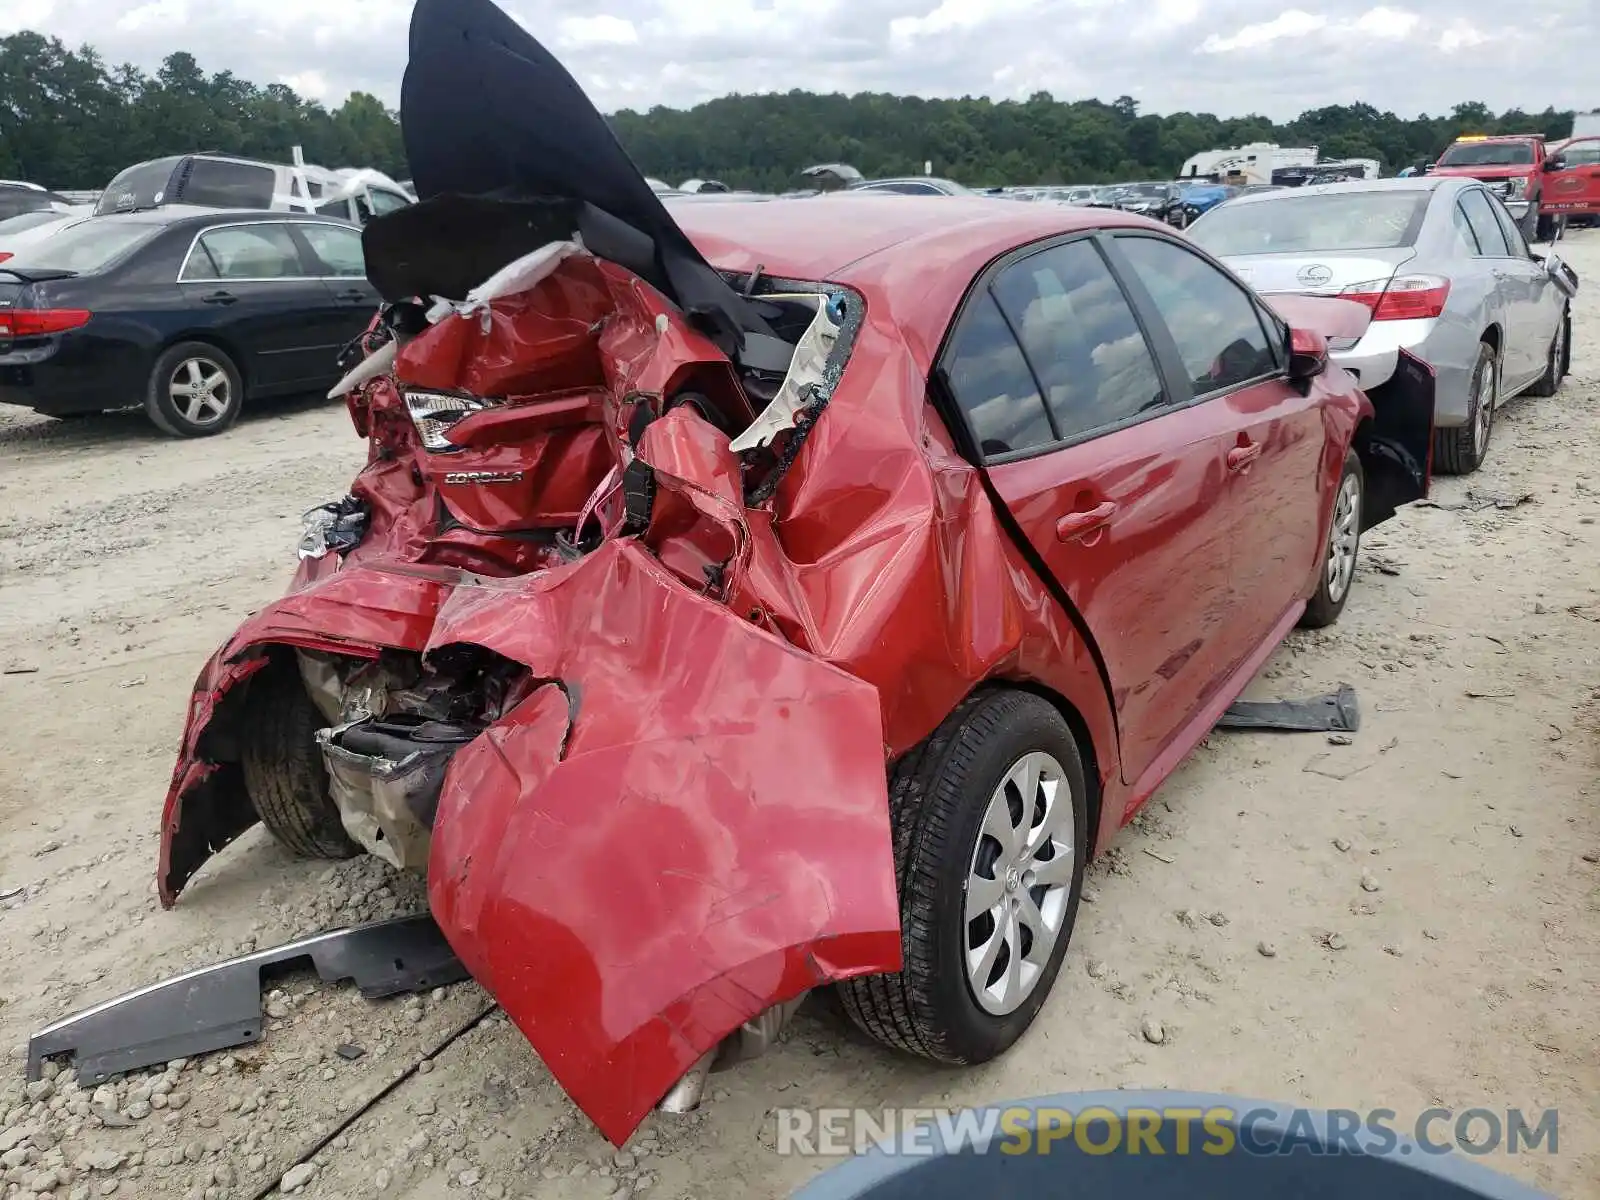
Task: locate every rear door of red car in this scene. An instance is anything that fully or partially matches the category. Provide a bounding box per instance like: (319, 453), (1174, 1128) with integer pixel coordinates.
(936, 233), (1253, 787)
(1106, 231), (1327, 660)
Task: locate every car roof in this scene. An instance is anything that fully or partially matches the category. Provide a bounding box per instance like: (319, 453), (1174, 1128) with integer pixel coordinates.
(1212, 177), (1457, 209)
(671, 194), (1161, 367)
(82, 207), (361, 230)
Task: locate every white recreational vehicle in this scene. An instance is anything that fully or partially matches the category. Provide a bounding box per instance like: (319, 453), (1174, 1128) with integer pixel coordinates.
(1178, 143), (1318, 186)
(95, 151), (412, 224)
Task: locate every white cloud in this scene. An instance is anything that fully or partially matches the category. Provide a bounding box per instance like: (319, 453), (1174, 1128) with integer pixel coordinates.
(1353, 6), (1419, 37)
(557, 15), (638, 46)
(12, 0), (1599, 123)
(1437, 21), (1491, 51)
(279, 69), (329, 100)
(1200, 9), (1328, 53)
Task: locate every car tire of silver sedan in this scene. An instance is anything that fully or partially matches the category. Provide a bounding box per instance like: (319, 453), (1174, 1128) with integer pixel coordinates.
(144, 341), (245, 438)
(1300, 450), (1363, 629)
(1433, 342), (1497, 475)
(238, 656), (362, 861)
(838, 689), (1088, 1065)
(1526, 304), (1570, 398)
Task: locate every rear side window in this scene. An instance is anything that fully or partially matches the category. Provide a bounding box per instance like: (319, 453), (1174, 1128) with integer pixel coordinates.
(1447, 202), (1480, 256)
(991, 239), (1166, 440)
(299, 223), (365, 276)
(95, 158), (181, 215)
(0, 188), (56, 220)
(1487, 194), (1531, 257)
(1457, 189), (1510, 256)
(180, 159), (277, 210)
(5, 222), (161, 273)
(942, 292), (1053, 457)
(1115, 235), (1279, 394)
(182, 224), (304, 281)
(368, 189), (411, 215)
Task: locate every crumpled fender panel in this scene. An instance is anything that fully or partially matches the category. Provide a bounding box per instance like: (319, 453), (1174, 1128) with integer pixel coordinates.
(425, 539), (900, 1144)
(158, 568), (453, 904)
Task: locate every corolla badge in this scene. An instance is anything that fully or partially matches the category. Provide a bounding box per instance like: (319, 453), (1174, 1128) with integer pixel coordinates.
(1297, 264), (1334, 288)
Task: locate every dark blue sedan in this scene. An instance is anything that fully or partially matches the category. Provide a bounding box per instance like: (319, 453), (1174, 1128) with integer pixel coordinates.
(0, 207), (379, 436)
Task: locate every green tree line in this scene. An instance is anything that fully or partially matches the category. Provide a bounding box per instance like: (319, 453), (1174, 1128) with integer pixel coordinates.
(0, 31), (1583, 192)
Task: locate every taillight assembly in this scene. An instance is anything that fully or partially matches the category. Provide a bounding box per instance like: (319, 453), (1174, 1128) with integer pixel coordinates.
(1340, 275), (1451, 322)
(0, 309), (92, 337)
(401, 388), (499, 451)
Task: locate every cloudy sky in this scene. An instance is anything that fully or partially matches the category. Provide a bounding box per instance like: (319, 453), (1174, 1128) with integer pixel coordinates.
(9, 0), (1595, 120)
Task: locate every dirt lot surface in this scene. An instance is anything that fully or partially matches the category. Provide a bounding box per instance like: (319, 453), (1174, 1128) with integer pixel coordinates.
(3, 231), (1599, 1200)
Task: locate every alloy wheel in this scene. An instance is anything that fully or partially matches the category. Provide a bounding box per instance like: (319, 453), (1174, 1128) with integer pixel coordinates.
(964, 750), (1076, 1016)
(169, 357), (233, 427)
(1326, 472), (1361, 603)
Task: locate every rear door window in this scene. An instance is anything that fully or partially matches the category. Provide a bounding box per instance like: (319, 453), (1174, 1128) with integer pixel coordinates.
(1113, 234), (1281, 394)
(298, 223), (366, 276)
(1487, 194), (1532, 258)
(1457, 189), (1510, 256)
(941, 292), (1054, 457)
(990, 239), (1167, 440)
(182, 224), (306, 281)
(180, 160), (277, 210)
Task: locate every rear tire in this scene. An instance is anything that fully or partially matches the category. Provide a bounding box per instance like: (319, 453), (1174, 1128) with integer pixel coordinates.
(1433, 342), (1497, 475)
(1526, 305), (1570, 397)
(144, 341), (244, 438)
(1300, 450), (1362, 629)
(838, 690), (1087, 1065)
(239, 658), (360, 860)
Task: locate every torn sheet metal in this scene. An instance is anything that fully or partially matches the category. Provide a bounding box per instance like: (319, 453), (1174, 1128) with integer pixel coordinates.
(729, 292), (841, 452)
(423, 239), (587, 328)
(317, 717), (477, 870)
(25, 916), (466, 1086)
(1216, 684), (1360, 734)
(424, 539), (902, 1146)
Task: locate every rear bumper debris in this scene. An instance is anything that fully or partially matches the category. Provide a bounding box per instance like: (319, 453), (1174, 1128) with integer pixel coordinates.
(25, 916), (466, 1087)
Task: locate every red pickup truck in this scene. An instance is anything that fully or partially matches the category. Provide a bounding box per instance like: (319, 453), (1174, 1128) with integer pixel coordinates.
(1543, 136), (1600, 227)
(1428, 134), (1562, 241)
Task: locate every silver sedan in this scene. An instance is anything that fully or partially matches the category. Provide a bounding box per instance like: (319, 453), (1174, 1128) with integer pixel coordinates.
(1188, 177), (1578, 473)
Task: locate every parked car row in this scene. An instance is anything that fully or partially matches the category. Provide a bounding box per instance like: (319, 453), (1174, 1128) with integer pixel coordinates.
(1187, 177), (1578, 474)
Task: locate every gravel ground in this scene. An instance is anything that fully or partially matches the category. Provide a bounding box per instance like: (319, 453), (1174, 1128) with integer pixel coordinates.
(2, 231), (1599, 1200)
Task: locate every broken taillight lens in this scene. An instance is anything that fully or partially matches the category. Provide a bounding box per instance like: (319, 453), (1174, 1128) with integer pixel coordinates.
(0, 308), (91, 337)
(401, 389), (498, 451)
(1340, 275), (1451, 322)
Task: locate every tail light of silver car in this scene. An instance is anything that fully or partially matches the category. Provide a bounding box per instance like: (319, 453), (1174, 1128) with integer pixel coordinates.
(401, 388), (498, 451)
(1339, 275), (1451, 322)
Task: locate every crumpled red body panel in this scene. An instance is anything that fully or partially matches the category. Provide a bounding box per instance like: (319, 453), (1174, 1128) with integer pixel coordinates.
(158, 250), (1126, 1145)
(425, 540), (899, 1145)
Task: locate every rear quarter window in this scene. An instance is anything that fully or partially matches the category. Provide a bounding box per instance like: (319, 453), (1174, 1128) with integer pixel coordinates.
(179, 160), (277, 210)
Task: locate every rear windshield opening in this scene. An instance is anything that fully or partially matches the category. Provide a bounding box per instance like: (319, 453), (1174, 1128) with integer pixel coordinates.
(1189, 191), (1431, 256)
(5, 222), (161, 274)
(96, 158), (182, 215)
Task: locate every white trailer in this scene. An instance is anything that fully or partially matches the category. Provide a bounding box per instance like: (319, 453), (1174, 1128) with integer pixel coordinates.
(1177, 143), (1319, 185)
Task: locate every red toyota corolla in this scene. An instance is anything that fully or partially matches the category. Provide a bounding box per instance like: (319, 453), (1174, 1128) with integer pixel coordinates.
(154, 0), (1434, 1147)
